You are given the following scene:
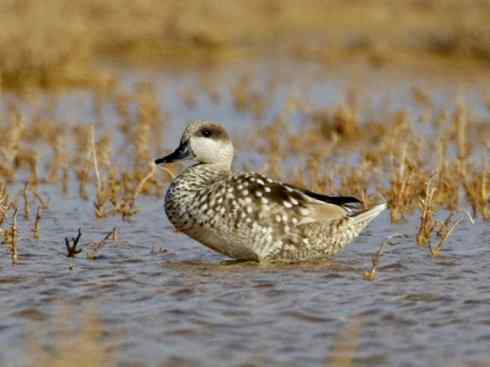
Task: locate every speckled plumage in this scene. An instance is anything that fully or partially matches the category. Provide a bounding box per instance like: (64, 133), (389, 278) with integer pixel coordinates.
(156, 121), (386, 262)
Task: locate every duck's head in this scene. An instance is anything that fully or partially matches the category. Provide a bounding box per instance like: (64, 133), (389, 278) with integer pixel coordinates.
(155, 121), (234, 169)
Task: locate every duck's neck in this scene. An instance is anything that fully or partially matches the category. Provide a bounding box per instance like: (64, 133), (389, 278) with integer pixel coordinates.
(173, 162), (230, 192)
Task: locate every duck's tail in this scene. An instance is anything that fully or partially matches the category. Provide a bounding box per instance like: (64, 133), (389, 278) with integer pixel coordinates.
(349, 203), (387, 232)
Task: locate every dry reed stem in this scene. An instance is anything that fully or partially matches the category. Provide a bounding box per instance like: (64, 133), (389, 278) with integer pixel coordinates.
(390, 144), (408, 223)
(110, 228), (119, 241)
(158, 165), (176, 180)
(429, 211), (474, 257)
(363, 234), (401, 281)
(417, 168), (475, 255)
(86, 228), (118, 260)
(454, 103), (468, 161)
(90, 125), (102, 193)
(23, 182), (30, 220)
(90, 125), (106, 218)
(433, 140), (459, 210)
(133, 162), (157, 202)
(463, 153), (490, 220)
(32, 207), (42, 239)
(0, 184), (9, 226)
(32, 190), (49, 209)
(416, 178), (437, 247)
(3, 208), (19, 265)
(62, 167), (69, 194)
(112, 161), (158, 220)
(65, 229), (83, 257)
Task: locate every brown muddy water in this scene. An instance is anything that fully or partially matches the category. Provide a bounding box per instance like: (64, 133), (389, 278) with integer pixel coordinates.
(1, 60), (490, 367)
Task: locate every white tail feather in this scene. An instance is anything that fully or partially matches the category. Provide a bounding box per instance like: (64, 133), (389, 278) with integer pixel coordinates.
(351, 203), (387, 227)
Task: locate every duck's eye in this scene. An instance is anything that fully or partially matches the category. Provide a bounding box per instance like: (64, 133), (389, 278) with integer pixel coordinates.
(201, 128), (212, 137)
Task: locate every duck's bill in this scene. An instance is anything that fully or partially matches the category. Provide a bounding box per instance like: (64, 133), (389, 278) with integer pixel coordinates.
(154, 142), (191, 164)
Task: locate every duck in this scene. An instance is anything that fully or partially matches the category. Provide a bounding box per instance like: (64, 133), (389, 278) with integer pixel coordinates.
(155, 120), (386, 261)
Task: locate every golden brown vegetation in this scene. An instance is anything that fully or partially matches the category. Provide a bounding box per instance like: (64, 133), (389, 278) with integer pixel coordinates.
(417, 179), (474, 257)
(1, 0), (490, 88)
(3, 208), (19, 264)
(254, 101), (488, 222)
(86, 227), (119, 260)
(0, 83), (170, 264)
(363, 235), (392, 281)
(1, 68), (488, 266)
(240, 82), (488, 259)
(1, 3), (489, 263)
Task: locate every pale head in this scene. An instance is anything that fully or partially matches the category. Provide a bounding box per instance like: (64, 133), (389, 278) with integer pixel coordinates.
(155, 121), (234, 169)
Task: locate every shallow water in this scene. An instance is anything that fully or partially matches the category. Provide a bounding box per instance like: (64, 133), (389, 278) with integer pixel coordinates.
(1, 60), (490, 366)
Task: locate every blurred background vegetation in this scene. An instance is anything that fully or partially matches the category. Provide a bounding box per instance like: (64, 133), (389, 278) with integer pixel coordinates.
(1, 0), (490, 88)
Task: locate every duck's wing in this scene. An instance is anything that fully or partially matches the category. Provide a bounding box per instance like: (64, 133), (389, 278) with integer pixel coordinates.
(284, 184), (363, 214)
(227, 173), (362, 227)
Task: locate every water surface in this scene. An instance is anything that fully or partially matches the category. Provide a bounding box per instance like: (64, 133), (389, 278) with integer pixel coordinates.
(1, 60), (490, 367)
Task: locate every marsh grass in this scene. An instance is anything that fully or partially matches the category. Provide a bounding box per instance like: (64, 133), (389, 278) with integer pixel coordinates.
(417, 179), (438, 247)
(86, 227), (119, 260)
(0, 56), (489, 268)
(240, 83), (487, 256)
(1, 6), (488, 364)
(65, 229), (83, 258)
(32, 206), (42, 239)
(1, 0), (490, 88)
(428, 214), (459, 257)
(463, 158), (490, 220)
